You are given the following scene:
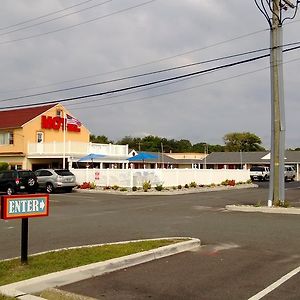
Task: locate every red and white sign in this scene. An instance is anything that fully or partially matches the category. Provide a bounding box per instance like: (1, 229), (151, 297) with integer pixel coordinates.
(41, 115), (81, 132)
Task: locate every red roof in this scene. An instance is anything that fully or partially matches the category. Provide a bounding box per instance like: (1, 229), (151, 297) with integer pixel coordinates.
(0, 104), (57, 129)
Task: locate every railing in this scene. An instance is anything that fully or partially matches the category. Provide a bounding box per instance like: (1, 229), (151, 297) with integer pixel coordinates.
(28, 142), (128, 156)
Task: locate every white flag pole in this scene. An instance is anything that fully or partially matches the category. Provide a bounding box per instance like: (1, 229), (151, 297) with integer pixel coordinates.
(63, 112), (66, 169)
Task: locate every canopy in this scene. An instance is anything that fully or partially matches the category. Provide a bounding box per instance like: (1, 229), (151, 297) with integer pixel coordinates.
(78, 153), (106, 162)
(128, 152), (158, 161)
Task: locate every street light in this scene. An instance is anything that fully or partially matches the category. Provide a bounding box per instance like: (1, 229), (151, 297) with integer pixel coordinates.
(254, 0), (299, 207)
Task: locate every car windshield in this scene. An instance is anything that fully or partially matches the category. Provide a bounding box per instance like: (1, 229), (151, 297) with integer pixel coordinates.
(54, 169), (74, 176)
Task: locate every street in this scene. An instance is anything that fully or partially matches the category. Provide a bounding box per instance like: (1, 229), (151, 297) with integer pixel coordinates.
(0, 183), (300, 299)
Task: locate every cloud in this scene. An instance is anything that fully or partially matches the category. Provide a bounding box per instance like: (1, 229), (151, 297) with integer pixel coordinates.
(0, 0), (299, 148)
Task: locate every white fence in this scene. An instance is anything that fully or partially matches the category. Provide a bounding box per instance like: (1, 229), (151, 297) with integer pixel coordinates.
(71, 168), (250, 188)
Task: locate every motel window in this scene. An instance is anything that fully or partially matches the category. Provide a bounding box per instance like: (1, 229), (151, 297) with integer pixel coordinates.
(56, 109), (63, 117)
(0, 132), (14, 145)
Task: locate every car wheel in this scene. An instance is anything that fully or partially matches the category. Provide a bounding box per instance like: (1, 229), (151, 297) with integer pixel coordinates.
(7, 186), (14, 195)
(46, 183), (54, 194)
(27, 177), (36, 187)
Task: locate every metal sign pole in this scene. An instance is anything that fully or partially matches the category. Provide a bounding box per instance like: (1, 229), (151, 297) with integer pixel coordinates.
(21, 218), (29, 264)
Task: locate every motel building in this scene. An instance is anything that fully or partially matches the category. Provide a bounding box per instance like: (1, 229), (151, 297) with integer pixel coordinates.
(0, 103), (129, 171)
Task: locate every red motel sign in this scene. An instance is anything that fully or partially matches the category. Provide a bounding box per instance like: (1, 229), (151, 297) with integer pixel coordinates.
(41, 115), (80, 132)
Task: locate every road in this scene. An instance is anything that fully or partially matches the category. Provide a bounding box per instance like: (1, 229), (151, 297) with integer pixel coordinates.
(0, 182), (300, 299)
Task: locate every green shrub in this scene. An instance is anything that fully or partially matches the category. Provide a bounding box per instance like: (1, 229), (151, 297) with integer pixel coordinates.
(172, 186), (177, 190)
(143, 180), (151, 192)
(274, 200), (290, 208)
(90, 182), (96, 189)
(178, 185), (182, 189)
(184, 183), (189, 188)
(246, 179), (252, 184)
(120, 187), (128, 192)
(190, 181), (197, 188)
(132, 186), (138, 192)
(155, 184), (163, 191)
(221, 179), (230, 186)
(112, 185), (119, 190)
(0, 162), (9, 171)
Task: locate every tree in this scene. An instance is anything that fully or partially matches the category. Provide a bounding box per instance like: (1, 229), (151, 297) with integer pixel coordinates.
(90, 135), (113, 144)
(223, 132), (265, 152)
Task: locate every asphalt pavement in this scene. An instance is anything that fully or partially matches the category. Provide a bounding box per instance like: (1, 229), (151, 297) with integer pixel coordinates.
(1, 182), (300, 299)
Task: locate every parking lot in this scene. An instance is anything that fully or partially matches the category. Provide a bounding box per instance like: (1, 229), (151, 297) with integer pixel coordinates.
(1, 183), (300, 299)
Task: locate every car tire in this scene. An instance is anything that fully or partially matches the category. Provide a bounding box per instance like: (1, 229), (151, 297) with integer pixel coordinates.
(46, 183), (54, 194)
(65, 187), (73, 193)
(6, 186), (15, 195)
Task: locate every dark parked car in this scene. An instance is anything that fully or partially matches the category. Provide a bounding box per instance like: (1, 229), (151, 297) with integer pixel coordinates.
(34, 169), (76, 193)
(0, 170), (38, 195)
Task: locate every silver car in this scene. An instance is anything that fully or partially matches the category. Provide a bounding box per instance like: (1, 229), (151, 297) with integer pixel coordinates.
(35, 169), (76, 193)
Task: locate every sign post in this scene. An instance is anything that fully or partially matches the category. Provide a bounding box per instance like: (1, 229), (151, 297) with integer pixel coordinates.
(0, 194), (49, 264)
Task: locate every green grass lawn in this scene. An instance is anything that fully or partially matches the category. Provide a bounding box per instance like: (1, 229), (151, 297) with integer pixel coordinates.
(0, 239), (181, 287)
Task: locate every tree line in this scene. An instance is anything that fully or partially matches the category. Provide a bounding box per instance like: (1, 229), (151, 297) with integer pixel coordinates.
(90, 132), (269, 153)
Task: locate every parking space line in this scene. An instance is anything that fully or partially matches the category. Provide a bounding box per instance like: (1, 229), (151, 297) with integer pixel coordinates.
(248, 265), (300, 300)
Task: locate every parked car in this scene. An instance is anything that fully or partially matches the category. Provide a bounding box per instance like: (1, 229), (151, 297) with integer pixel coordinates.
(250, 166), (270, 181)
(284, 165), (296, 181)
(34, 169), (76, 193)
(0, 170), (38, 195)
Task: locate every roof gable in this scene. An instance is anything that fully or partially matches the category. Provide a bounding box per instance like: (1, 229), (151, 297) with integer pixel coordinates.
(0, 104), (57, 129)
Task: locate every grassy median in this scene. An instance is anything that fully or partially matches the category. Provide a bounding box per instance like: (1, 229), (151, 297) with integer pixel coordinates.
(0, 239), (182, 287)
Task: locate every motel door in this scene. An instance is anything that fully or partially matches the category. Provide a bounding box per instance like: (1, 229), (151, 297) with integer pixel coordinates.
(36, 131), (44, 153)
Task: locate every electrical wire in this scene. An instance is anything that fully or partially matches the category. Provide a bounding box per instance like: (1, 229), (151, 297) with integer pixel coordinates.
(0, 0), (112, 37)
(0, 0), (156, 46)
(0, 0), (97, 31)
(0, 28), (268, 95)
(1, 40), (300, 103)
(0, 52), (273, 110)
(0, 45), (273, 102)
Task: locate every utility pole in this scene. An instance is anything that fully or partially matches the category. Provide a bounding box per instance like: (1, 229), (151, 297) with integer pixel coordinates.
(254, 0), (299, 207)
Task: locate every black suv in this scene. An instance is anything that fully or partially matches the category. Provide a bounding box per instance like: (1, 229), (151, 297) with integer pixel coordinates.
(0, 170), (38, 195)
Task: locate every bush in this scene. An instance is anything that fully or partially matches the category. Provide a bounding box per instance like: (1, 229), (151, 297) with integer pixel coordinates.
(103, 186), (111, 190)
(178, 185), (182, 189)
(89, 182), (96, 189)
(274, 200), (290, 208)
(0, 162), (9, 171)
(184, 183), (189, 188)
(80, 182), (91, 189)
(132, 186), (138, 192)
(190, 181), (197, 188)
(112, 185), (119, 190)
(120, 187), (128, 192)
(143, 180), (151, 192)
(155, 184), (163, 191)
(172, 186), (177, 190)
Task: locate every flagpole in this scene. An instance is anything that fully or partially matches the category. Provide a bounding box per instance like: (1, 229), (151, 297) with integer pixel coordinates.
(63, 111), (66, 169)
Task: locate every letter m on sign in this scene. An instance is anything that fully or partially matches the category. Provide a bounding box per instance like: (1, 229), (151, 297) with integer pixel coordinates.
(41, 116), (53, 129)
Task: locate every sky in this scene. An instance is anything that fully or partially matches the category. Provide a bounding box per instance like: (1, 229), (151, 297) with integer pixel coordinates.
(0, 0), (299, 149)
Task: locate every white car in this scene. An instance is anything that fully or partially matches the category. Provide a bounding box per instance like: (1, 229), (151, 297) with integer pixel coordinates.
(250, 166), (270, 181)
(284, 165), (296, 181)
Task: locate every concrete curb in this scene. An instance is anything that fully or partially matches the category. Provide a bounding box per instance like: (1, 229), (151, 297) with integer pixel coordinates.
(74, 183), (257, 196)
(0, 237), (200, 300)
(226, 205), (300, 214)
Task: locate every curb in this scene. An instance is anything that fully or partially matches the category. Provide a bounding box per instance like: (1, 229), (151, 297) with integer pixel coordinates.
(226, 205), (300, 214)
(74, 183), (257, 196)
(0, 237), (201, 300)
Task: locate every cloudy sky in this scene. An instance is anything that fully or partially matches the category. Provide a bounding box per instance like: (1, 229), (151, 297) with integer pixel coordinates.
(0, 0), (299, 148)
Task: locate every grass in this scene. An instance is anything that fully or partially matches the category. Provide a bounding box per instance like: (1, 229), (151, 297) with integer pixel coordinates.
(0, 239), (181, 286)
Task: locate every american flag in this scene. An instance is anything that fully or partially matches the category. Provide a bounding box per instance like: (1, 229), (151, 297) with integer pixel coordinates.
(66, 114), (82, 127)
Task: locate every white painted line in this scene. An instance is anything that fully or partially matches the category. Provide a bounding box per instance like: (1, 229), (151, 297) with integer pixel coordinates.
(248, 265), (300, 300)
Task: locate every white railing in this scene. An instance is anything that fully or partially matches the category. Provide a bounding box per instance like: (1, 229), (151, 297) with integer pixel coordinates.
(71, 168), (250, 188)
(28, 142), (128, 156)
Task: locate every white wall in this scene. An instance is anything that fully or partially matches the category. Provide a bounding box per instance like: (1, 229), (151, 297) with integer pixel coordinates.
(71, 168), (250, 188)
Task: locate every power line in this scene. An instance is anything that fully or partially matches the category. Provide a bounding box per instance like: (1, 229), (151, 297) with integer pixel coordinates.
(70, 54), (300, 111)
(0, 45), (273, 102)
(0, 0), (97, 31)
(0, 27), (269, 95)
(1, 40), (300, 103)
(0, 51), (273, 110)
(0, 0), (112, 37)
(0, 0), (156, 46)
